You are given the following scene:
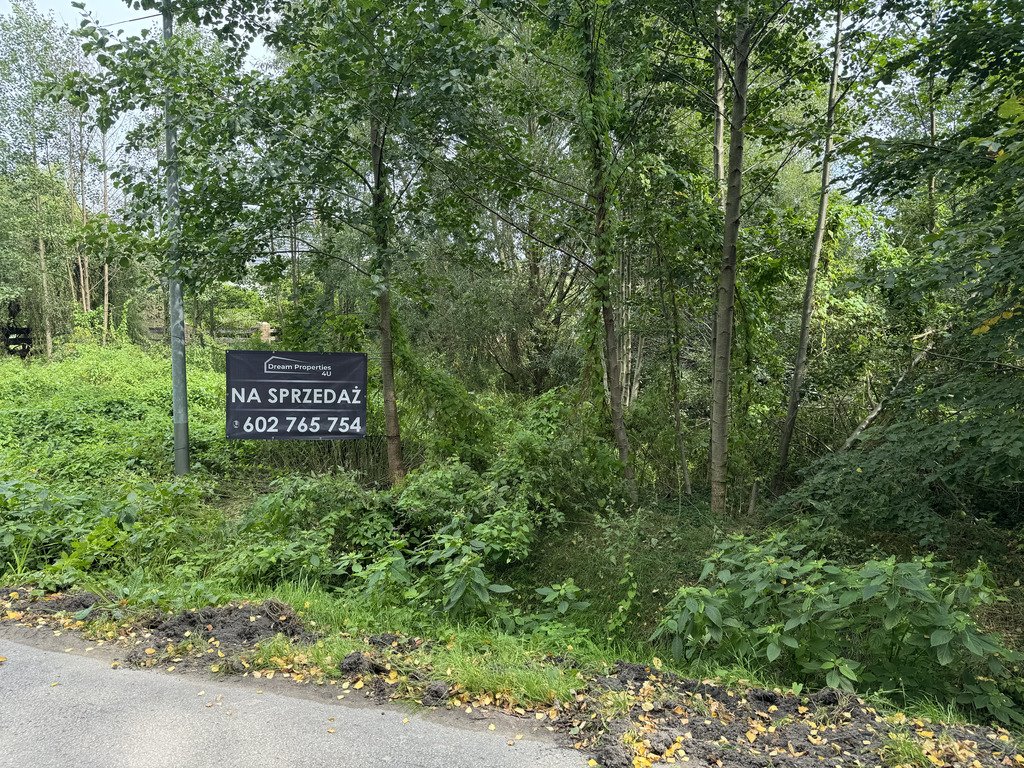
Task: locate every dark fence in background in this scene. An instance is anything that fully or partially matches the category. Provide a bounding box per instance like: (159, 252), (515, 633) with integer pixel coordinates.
(2, 327), (31, 357)
(146, 325), (280, 345)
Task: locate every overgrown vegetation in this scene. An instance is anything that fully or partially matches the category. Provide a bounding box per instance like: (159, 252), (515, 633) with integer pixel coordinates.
(2, 343), (1022, 728)
(654, 529), (1023, 723)
(2, 0), (1024, 746)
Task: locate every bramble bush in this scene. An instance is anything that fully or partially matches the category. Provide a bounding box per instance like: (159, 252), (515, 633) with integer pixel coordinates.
(0, 477), (220, 587)
(653, 527), (1023, 724)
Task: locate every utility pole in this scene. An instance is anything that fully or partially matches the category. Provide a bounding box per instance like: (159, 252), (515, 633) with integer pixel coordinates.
(164, 3), (189, 474)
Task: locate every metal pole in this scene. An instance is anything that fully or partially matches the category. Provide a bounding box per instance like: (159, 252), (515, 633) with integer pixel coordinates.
(164, 4), (189, 474)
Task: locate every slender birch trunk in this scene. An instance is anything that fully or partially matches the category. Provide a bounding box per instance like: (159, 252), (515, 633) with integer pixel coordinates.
(102, 131), (110, 344)
(79, 117), (92, 312)
(30, 145), (54, 357)
(657, 246), (693, 496)
(709, 5), (727, 465)
(370, 113), (405, 484)
(776, 7), (843, 489)
(710, 7), (751, 517)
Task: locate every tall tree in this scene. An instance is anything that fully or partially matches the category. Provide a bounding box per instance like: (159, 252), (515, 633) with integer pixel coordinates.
(709, 1), (752, 515)
(776, 5), (844, 487)
(574, 0), (637, 500)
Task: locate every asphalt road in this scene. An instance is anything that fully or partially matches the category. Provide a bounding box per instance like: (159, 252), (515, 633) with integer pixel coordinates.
(0, 633), (589, 768)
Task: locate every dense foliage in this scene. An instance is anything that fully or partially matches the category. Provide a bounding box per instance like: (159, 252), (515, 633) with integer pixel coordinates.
(1, 0), (1023, 728)
(654, 530), (1023, 723)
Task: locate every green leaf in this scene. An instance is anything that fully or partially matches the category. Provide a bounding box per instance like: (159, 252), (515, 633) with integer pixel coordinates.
(998, 98), (1022, 120)
(766, 642), (781, 662)
(936, 643), (955, 666)
(671, 634), (685, 661)
(930, 629), (954, 647)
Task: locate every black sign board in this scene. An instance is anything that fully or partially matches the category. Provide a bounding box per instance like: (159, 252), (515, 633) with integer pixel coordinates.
(226, 350), (367, 440)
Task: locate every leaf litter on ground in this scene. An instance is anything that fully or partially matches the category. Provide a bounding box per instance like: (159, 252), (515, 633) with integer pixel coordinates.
(2, 587), (1021, 768)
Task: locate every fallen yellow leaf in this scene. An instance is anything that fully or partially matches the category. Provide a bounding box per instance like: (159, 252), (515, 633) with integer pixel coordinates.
(353, 680), (364, 690)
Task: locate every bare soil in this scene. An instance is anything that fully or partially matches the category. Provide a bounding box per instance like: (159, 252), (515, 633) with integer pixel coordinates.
(564, 661), (1022, 768)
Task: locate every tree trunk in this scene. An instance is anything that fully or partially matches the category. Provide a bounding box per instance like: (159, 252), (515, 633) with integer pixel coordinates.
(31, 146), (53, 358)
(656, 246), (692, 496)
(102, 131), (110, 344)
(370, 114), (405, 484)
(927, 75), (937, 233)
(708, 5), (726, 466)
(926, 7), (938, 234)
(712, 6), (726, 209)
(37, 234), (53, 358)
(79, 117), (91, 313)
(290, 216), (299, 304)
(709, 10), (751, 517)
(844, 337), (934, 449)
(525, 115), (551, 394)
(582, 2), (636, 502)
(775, 7), (843, 490)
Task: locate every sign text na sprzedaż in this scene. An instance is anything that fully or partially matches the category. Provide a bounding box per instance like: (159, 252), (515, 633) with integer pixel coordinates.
(225, 350), (368, 440)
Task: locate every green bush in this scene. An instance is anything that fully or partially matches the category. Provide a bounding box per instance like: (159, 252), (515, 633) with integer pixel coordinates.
(214, 473), (393, 587)
(653, 527), (1023, 724)
(0, 477), (219, 586)
(0, 342), (230, 484)
(781, 364), (1024, 554)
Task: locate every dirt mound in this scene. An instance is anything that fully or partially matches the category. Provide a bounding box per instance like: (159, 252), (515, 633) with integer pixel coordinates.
(339, 651), (387, 677)
(567, 666), (1020, 768)
(1, 587), (100, 617)
(33, 592), (100, 615)
(140, 599), (311, 650)
(366, 633), (427, 654)
(421, 681), (451, 707)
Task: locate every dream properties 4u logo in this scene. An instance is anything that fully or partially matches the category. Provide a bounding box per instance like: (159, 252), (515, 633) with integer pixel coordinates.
(261, 355), (334, 377)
